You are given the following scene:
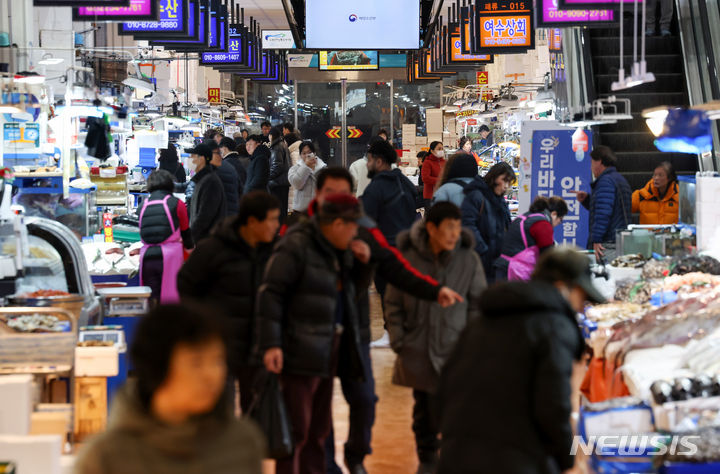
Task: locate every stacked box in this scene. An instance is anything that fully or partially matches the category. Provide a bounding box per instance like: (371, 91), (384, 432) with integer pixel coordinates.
(402, 124), (416, 147)
(426, 109), (444, 136)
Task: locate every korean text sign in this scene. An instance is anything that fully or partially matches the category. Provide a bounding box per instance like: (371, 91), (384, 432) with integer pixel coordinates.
(531, 130), (591, 246)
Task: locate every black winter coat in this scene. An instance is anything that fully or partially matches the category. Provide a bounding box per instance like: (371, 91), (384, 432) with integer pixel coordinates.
(460, 175), (511, 280)
(286, 203), (442, 344)
(360, 168), (419, 246)
(255, 219), (367, 379)
(437, 281), (584, 474)
(245, 145), (271, 192)
(189, 166), (227, 244)
(223, 152), (247, 197)
(268, 137), (291, 190)
(216, 160), (240, 216)
(177, 217), (274, 368)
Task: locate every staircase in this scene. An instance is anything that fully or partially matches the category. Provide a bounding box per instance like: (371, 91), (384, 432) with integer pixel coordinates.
(588, 18), (699, 191)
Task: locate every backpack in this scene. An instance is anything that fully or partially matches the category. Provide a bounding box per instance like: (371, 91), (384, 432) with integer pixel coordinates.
(500, 213), (547, 281)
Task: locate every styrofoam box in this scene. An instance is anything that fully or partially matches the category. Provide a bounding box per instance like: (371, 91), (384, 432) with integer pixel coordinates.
(415, 136), (428, 146)
(0, 375), (32, 435)
(74, 346), (119, 377)
(0, 434), (62, 474)
(402, 124), (416, 135)
(402, 134), (415, 146)
(428, 135), (443, 145)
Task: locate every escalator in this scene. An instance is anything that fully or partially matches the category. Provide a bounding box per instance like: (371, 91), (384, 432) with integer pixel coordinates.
(587, 17), (699, 190)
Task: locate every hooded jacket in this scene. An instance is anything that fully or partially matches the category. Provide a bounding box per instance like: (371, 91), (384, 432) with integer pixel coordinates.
(421, 153), (445, 199)
(255, 219), (367, 378)
(581, 166), (632, 245)
(460, 175), (511, 278)
(432, 177), (474, 208)
(437, 281), (584, 474)
(189, 165), (227, 244)
(288, 157), (327, 212)
(177, 216), (275, 368)
(74, 384), (265, 474)
(631, 178), (679, 225)
(385, 220), (486, 393)
(360, 168), (419, 246)
(245, 144), (271, 193)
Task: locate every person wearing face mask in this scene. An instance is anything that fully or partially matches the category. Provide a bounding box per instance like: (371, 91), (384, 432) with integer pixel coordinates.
(631, 161), (679, 225)
(288, 141), (327, 216)
(437, 248), (603, 474)
(460, 161), (514, 283)
(184, 143), (227, 244)
(421, 141), (446, 200)
(458, 136), (481, 166)
(494, 196), (569, 282)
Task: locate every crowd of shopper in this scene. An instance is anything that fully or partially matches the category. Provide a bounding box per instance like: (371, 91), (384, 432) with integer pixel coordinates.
(119, 125), (683, 474)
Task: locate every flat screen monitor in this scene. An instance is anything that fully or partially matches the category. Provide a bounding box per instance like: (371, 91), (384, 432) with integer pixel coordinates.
(305, 0), (420, 49)
(318, 51), (379, 71)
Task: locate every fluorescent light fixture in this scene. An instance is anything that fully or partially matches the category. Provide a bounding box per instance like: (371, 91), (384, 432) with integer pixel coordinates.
(642, 106), (671, 137)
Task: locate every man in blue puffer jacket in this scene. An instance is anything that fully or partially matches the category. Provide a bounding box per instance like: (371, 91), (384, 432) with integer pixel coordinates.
(572, 145), (631, 261)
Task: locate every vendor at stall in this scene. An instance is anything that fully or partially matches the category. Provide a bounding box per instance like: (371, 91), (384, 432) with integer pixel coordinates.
(631, 161), (679, 225)
(139, 170), (193, 304)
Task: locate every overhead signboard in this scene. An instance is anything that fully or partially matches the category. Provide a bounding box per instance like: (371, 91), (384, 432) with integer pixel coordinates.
(150, 0), (208, 47)
(559, 0), (643, 9)
(318, 51), (379, 71)
(288, 54), (314, 67)
(538, 0), (615, 26)
(201, 24), (245, 65)
(473, 0), (535, 53)
(448, 26), (492, 64)
(118, 0), (190, 37)
(73, 0), (158, 21)
(35, 0), (128, 5)
(262, 30), (297, 49)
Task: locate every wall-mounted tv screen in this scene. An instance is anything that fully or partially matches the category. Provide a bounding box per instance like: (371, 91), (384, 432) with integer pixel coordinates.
(305, 0), (419, 49)
(318, 51), (379, 70)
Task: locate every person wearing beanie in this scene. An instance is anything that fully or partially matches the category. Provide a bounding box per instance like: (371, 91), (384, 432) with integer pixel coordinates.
(432, 153), (479, 208)
(438, 247), (603, 474)
(157, 146), (187, 183)
(185, 143), (227, 243)
(257, 192), (368, 474)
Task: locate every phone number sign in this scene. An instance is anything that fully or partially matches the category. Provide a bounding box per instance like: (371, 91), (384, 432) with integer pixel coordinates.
(480, 15), (531, 47)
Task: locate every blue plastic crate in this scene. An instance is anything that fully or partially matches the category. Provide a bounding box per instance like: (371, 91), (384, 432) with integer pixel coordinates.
(13, 175), (63, 194)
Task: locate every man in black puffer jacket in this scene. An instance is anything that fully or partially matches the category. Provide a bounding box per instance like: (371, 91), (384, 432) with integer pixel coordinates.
(437, 248), (604, 474)
(245, 135), (271, 193)
(280, 167), (463, 474)
(219, 137), (247, 198)
(206, 140), (239, 216)
(185, 143), (227, 243)
(177, 191), (280, 413)
(257, 194), (369, 474)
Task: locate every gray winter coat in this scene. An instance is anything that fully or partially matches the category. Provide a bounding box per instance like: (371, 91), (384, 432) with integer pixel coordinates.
(74, 383), (265, 474)
(384, 219), (487, 393)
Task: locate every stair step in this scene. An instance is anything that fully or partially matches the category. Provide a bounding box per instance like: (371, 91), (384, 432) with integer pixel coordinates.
(600, 132), (658, 152)
(598, 92), (686, 111)
(596, 73), (685, 94)
(614, 151), (701, 175)
(590, 37), (681, 55)
(592, 55), (684, 75)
